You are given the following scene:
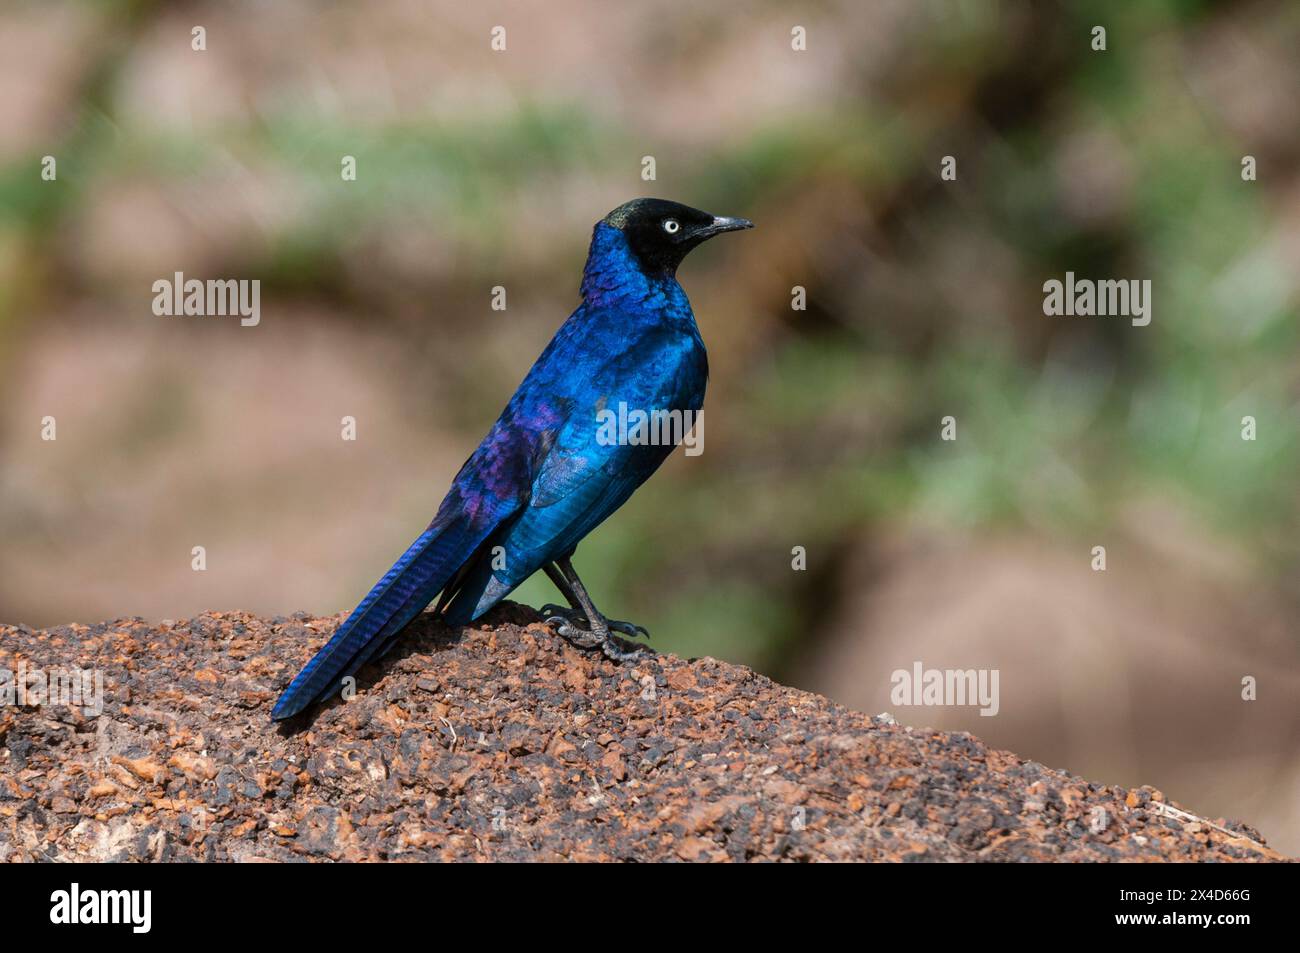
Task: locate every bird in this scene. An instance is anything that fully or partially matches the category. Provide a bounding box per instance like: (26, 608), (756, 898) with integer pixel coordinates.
(271, 198), (753, 720)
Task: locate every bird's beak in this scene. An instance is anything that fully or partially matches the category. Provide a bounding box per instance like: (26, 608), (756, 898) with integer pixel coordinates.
(700, 215), (754, 238)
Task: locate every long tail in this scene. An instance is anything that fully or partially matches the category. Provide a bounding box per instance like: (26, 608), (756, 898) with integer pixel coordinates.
(271, 516), (497, 720)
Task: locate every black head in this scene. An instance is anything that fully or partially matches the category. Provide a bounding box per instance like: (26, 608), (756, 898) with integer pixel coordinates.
(603, 198), (753, 275)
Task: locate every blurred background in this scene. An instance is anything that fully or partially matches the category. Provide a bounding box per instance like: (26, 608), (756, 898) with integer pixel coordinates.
(2, 0), (1298, 852)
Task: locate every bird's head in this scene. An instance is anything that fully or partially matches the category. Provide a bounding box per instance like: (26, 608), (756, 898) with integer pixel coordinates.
(601, 198), (753, 276)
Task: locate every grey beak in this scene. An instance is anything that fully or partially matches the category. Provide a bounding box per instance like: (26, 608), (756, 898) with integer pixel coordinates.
(703, 215), (754, 236)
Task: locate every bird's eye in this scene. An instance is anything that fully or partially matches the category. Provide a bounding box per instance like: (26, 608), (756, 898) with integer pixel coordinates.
(662, 219), (680, 234)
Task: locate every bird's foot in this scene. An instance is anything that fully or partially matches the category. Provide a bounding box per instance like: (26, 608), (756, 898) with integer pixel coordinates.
(544, 613), (604, 650)
(598, 636), (645, 663)
(541, 607), (649, 662)
(539, 605), (649, 641)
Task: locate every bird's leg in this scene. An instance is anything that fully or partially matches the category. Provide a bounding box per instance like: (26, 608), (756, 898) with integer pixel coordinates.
(553, 559), (651, 642)
(539, 562), (604, 649)
(539, 563), (591, 628)
(541, 562), (649, 641)
(542, 558), (648, 661)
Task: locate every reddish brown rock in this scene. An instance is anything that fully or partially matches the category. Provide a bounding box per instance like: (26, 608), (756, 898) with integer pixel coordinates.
(0, 605), (1288, 862)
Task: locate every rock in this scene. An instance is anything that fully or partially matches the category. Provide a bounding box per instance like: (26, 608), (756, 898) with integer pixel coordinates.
(0, 605), (1288, 862)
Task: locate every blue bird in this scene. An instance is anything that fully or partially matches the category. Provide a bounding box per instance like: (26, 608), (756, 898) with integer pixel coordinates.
(272, 198), (752, 720)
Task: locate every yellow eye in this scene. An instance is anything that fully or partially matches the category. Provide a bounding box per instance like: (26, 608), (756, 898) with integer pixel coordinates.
(663, 219), (680, 234)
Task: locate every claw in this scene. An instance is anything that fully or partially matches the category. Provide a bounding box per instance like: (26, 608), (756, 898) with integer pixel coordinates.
(601, 637), (646, 662)
(544, 615), (604, 649)
(542, 608), (648, 661)
(608, 620), (650, 640)
(538, 604), (647, 641)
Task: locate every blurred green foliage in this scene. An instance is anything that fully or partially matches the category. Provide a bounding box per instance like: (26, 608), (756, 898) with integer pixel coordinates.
(2, 0), (1297, 674)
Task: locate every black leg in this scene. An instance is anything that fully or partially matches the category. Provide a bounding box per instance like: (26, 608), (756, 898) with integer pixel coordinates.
(541, 558), (648, 661)
(540, 562), (586, 619)
(556, 558), (650, 642)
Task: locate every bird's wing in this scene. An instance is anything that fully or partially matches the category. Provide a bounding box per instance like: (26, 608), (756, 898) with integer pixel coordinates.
(439, 321), (705, 624)
(511, 323), (707, 566)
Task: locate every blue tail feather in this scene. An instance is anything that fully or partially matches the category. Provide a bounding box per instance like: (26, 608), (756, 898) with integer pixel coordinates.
(272, 517), (490, 719)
